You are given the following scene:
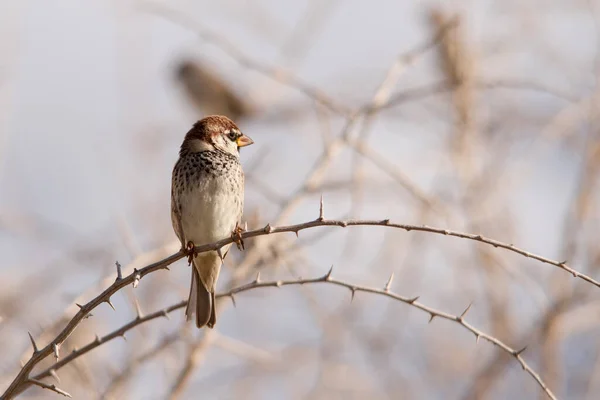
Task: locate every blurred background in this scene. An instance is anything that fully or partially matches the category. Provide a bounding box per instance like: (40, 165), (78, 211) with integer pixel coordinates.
(1, 0), (600, 399)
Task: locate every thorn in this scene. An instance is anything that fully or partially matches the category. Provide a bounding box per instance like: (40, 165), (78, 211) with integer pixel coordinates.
(53, 343), (60, 361)
(459, 303), (472, 320)
(350, 287), (356, 302)
(318, 195), (324, 221)
(133, 268), (141, 288)
(106, 298), (116, 311)
(243, 221), (248, 231)
(161, 310), (170, 320)
(275, 280), (282, 287)
(384, 272), (394, 292)
(121, 333), (127, 342)
(294, 230), (299, 238)
(49, 369), (60, 383)
(515, 346), (527, 356)
(475, 235), (483, 240)
(408, 296), (419, 304)
(264, 223), (272, 234)
(84, 312), (93, 319)
(443, 230), (449, 235)
(95, 334), (102, 344)
(75, 303), (84, 309)
(134, 297), (143, 319)
(325, 265), (334, 280)
(339, 221), (348, 227)
(428, 314), (436, 323)
(254, 272), (261, 284)
(559, 260), (567, 265)
(216, 248), (224, 261)
(474, 333), (480, 344)
(164, 265), (170, 271)
(382, 219), (390, 225)
(229, 294), (237, 308)
(28, 332), (39, 353)
(115, 261), (123, 281)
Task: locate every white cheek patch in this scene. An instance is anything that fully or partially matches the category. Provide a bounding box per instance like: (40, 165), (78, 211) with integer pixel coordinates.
(190, 139), (215, 152)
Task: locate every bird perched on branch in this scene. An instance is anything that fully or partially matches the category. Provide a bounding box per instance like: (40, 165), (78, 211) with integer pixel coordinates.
(171, 115), (253, 328)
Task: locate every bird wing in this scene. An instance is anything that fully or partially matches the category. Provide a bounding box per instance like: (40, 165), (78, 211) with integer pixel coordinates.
(171, 186), (185, 246)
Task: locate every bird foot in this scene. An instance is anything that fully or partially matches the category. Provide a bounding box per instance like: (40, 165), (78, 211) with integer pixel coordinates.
(186, 241), (198, 265)
(231, 222), (245, 251)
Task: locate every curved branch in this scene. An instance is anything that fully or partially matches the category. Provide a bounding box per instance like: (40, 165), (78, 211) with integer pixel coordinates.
(31, 272), (555, 399)
(2, 216), (587, 399)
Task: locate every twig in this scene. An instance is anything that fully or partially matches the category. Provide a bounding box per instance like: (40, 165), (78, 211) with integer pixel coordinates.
(26, 379), (71, 398)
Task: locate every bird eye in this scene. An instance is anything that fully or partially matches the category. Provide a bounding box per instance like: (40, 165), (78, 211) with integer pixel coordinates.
(227, 131), (237, 141)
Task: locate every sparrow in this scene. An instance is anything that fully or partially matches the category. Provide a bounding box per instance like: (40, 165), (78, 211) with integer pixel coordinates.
(171, 115), (254, 328)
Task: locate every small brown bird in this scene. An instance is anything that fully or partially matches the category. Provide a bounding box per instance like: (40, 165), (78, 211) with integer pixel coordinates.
(171, 115), (254, 328)
(176, 60), (253, 120)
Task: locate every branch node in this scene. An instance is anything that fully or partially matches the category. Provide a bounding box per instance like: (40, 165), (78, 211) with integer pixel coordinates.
(325, 265), (334, 280)
(28, 332), (39, 354)
(382, 219), (390, 225)
(515, 346), (527, 356)
(53, 343), (60, 361)
(475, 235), (483, 240)
(133, 268), (141, 288)
(264, 223), (273, 234)
(115, 261), (123, 281)
(318, 195), (325, 221)
(384, 272), (395, 292)
(459, 303), (472, 320)
(339, 221), (348, 228)
(106, 298), (116, 311)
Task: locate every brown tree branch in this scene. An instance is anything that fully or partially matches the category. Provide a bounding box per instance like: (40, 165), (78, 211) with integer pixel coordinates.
(2, 216), (591, 399)
(27, 271), (556, 399)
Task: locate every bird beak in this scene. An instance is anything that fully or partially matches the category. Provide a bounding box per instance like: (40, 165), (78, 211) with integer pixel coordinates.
(236, 134), (254, 148)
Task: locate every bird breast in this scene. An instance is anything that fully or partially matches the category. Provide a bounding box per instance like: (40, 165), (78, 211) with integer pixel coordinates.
(175, 152), (244, 246)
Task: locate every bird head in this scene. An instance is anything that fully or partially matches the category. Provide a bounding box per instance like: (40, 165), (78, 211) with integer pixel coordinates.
(181, 115), (254, 157)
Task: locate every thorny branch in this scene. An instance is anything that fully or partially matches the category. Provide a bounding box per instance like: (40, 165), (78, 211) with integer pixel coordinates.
(18, 271), (555, 399)
(2, 211), (593, 399)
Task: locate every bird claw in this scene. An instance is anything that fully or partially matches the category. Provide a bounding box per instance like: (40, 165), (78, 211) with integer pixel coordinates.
(232, 223), (245, 251)
(186, 241), (198, 265)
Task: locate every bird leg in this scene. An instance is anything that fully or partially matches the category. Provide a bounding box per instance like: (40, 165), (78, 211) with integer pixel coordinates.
(186, 241), (198, 265)
(231, 222), (245, 251)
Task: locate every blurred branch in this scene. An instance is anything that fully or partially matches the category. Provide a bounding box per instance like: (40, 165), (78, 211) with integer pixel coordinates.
(142, 2), (352, 116)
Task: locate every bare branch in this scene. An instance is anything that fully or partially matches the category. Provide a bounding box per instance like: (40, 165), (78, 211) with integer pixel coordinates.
(3, 217), (589, 398)
(29, 274), (555, 400)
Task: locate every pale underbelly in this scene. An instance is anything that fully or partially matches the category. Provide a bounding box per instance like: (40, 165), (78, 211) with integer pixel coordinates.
(179, 186), (241, 246)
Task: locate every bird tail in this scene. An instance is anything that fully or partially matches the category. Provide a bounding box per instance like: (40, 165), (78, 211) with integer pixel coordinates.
(185, 266), (213, 328)
(186, 253), (221, 328)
